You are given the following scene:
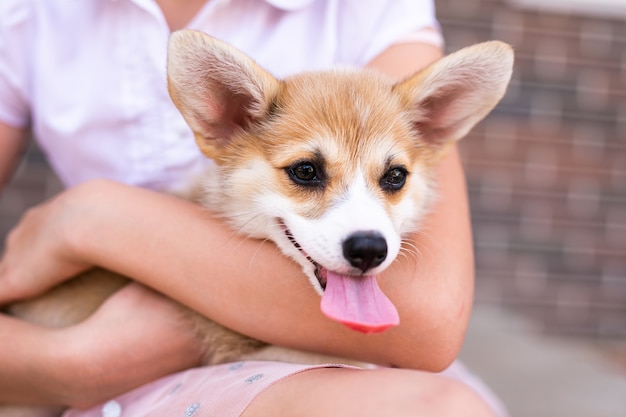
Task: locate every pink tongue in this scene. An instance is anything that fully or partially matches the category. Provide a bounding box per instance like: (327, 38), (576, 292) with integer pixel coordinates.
(320, 271), (400, 334)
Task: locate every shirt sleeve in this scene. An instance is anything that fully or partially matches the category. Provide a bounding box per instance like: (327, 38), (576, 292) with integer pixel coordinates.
(0, 0), (33, 128)
(336, 0), (442, 68)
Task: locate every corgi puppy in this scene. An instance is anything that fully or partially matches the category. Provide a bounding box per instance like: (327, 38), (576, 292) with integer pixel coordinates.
(166, 30), (513, 333)
(2, 30), (512, 417)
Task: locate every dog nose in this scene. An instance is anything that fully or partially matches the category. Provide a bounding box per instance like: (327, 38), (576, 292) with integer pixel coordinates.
(342, 232), (388, 273)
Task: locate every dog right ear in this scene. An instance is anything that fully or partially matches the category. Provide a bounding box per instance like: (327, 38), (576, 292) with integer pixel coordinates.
(394, 41), (513, 149)
(167, 30), (280, 158)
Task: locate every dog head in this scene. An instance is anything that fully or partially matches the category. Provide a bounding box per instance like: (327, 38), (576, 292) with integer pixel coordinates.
(167, 30), (513, 333)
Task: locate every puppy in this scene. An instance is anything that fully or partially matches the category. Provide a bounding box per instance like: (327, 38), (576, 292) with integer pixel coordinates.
(2, 31), (513, 416)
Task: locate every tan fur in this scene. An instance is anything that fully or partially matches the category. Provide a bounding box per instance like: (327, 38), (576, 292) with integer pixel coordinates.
(1, 32), (513, 416)
(6, 270), (127, 327)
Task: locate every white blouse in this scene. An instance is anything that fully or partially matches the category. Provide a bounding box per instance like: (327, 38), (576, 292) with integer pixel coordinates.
(0, 0), (441, 191)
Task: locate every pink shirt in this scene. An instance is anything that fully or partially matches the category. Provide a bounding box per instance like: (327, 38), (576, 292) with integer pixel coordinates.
(0, 0), (441, 192)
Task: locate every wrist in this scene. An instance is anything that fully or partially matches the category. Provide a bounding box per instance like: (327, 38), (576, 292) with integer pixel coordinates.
(58, 179), (122, 275)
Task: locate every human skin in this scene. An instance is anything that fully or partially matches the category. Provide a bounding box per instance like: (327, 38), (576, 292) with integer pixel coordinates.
(0, 122), (27, 189)
(0, 31), (482, 414)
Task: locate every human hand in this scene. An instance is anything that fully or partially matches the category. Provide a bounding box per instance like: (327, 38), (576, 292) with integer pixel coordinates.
(0, 183), (100, 304)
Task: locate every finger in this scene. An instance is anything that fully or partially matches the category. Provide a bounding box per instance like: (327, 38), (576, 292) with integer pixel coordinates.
(0, 256), (30, 304)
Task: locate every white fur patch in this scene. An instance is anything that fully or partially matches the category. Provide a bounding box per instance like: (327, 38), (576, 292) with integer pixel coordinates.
(281, 168), (400, 276)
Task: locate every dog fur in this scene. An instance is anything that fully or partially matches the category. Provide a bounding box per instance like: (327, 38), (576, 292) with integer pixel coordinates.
(1, 31), (513, 416)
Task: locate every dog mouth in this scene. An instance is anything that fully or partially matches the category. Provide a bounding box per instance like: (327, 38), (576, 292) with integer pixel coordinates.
(277, 219), (400, 334)
(279, 220), (327, 289)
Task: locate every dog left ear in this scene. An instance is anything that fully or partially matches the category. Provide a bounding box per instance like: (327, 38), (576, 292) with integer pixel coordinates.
(167, 30), (280, 158)
(394, 41), (513, 147)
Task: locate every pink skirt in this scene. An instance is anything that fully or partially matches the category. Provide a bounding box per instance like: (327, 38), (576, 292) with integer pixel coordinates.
(62, 360), (508, 417)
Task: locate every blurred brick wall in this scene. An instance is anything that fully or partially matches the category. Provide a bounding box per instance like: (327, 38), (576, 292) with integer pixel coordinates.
(436, 0), (626, 338)
(0, 143), (62, 248)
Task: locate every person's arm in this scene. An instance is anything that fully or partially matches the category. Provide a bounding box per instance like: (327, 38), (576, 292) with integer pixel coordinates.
(0, 121), (29, 189)
(0, 41), (474, 403)
(0, 283), (204, 407)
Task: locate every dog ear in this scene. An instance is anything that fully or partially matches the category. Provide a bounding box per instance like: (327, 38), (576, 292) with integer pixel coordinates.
(394, 41), (513, 147)
(167, 30), (280, 158)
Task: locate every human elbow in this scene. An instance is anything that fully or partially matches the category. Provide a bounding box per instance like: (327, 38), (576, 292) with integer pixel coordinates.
(394, 288), (472, 372)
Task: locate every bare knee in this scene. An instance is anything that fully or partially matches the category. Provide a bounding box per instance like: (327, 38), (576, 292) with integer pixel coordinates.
(410, 375), (495, 417)
(244, 367), (496, 417)
(353, 368), (496, 417)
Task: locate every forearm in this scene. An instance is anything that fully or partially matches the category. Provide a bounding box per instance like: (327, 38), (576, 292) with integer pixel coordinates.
(0, 314), (64, 404)
(0, 283), (204, 407)
(64, 146), (472, 371)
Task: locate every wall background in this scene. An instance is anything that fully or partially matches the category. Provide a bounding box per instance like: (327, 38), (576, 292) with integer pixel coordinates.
(437, 0), (626, 339)
(436, 1), (626, 415)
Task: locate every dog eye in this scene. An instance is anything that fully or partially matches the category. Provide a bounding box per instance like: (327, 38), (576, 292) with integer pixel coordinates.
(380, 166), (407, 192)
(287, 161), (324, 187)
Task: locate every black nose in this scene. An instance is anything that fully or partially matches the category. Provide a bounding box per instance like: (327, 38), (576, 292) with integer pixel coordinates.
(342, 232), (388, 273)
